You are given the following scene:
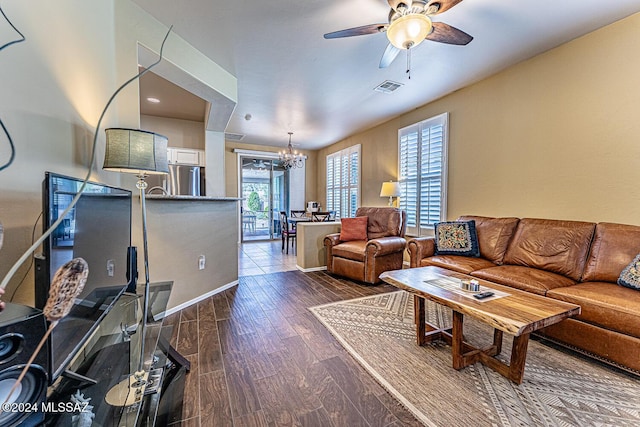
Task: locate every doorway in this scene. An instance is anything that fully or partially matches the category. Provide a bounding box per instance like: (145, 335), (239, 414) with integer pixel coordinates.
(240, 157), (288, 241)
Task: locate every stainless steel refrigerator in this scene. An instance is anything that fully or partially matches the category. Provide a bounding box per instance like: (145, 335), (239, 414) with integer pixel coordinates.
(169, 164), (203, 196)
(146, 165), (205, 196)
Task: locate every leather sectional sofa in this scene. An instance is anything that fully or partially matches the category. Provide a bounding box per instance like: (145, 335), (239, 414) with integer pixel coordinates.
(407, 215), (640, 373)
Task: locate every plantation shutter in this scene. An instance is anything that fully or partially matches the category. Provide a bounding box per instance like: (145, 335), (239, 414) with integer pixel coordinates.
(398, 113), (448, 236)
(399, 125), (420, 235)
(326, 144), (361, 218)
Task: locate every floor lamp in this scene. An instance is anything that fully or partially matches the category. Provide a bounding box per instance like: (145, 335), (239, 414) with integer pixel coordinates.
(102, 128), (169, 406)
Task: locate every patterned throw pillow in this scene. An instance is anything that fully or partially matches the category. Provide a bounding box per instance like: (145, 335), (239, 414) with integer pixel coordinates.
(434, 220), (480, 257)
(617, 253), (640, 290)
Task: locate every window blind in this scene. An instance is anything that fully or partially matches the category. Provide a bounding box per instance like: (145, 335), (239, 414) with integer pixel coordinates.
(326, 144), (361, 218)
(398, 113), (448, 236)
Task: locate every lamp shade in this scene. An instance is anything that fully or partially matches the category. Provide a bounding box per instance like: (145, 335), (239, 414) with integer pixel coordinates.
(380, 181), (401, 198)
(103, 128), (169, 175)
(386, 14), (432, 49)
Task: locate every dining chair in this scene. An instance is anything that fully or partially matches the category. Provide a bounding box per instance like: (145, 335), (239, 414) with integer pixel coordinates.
(312, 211), (331, 222)
(242, 210), (256, 233)
(290, 210), (306, 218)
(280, 211), (296, 254)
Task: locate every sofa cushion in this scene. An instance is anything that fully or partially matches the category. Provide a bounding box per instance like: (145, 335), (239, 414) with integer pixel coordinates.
(582, 222), (640, 283)
(420, 255), (497, 275)
(355, 207), (403, 239)
(471, 265), (576, 295)
(340, 216), (368, 241)
(547, 282), (640, 339)
(332, 241), (367, 262)
(457, 216), (519, 264)
(618, 253), (640, 290)
(434, 220), (480, 257)
(503, 218), (595, 281)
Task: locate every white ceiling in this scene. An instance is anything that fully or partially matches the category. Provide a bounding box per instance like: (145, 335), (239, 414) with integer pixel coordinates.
(133, 0), (640, 150)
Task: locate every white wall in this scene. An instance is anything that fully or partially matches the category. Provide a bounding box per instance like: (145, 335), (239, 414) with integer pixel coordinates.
(205, 130), (225, 197)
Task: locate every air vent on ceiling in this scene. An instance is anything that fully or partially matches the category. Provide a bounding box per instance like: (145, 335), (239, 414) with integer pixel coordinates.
(374, 80), (403, 93)
(225, 132), (245, 141)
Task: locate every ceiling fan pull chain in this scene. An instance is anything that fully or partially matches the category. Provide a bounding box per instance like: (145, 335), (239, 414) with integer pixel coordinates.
(406, 47), (411, 79)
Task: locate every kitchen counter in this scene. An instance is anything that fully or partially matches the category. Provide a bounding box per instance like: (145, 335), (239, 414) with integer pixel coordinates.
(146, 195), (241, 201)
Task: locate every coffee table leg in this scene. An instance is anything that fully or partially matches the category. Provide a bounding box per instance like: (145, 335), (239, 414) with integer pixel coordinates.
(414, 295), (426, 346)
(451, 311), (464, 370)
(493, 329), (503, 356)
(508, 333), (530, 384)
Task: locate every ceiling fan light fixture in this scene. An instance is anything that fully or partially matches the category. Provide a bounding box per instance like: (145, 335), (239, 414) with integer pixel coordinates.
(386, 14), (432, 49)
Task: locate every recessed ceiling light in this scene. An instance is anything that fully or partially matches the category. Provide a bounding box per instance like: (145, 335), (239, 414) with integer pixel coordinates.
(146, 97), (161, 104)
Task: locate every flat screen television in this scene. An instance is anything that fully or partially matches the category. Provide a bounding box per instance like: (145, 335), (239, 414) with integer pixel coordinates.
(35, 172), (132, 382)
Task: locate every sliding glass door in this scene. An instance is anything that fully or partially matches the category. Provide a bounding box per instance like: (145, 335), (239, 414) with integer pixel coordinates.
(240, 157), (288, 241)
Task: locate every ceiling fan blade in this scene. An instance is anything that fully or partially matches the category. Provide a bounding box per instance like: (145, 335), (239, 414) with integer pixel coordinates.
(379, 43), (401, 68)
(425, 0), (463, 15)
(426, 22), (473, 45)
(324, 24), (388, 39)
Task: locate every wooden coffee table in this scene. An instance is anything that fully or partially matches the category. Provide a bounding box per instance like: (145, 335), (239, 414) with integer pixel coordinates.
(380, 266), (581, 384)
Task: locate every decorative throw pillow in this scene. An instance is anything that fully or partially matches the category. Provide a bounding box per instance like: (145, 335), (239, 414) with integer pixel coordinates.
(617, 254), (640, 290)
(434, 220), (480, 257)
(340, 216), (368, 241)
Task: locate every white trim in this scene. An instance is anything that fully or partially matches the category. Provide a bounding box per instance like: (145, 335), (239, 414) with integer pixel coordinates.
(233, 148), (307, 160)
(296, 265), (327, 273)
(161, 279), (238, 318)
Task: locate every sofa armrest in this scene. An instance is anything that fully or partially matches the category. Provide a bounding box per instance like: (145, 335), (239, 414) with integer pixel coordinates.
(366, 236), (407, 257)
(407, 237), (435, 268)
(324, 233), (342, 248)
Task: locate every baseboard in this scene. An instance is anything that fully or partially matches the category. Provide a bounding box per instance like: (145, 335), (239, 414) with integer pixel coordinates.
(296, 265), (327, 273)
(161, 279), (239, 318)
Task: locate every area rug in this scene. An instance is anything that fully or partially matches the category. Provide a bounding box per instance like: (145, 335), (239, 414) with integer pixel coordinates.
(309, 291), (640, 427)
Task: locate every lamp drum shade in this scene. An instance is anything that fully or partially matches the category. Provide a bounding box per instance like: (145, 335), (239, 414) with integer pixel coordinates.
(380, 181), (401, 198)
(103, 128), (169, 175)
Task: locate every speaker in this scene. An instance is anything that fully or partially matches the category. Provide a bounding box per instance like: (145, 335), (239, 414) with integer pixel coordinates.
(0, 303), (49, 427)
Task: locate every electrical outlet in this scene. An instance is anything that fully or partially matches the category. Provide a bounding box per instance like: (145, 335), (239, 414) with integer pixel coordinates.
(198, 255), (206, 270)
(107, 259), (115, 277)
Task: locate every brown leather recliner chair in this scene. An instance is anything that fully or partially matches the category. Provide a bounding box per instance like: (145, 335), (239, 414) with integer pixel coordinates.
(324, 207), (407, 284)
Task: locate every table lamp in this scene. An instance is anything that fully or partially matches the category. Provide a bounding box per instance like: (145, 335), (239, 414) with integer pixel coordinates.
(380, 181), (401, 207)
(102, 128), (168, 405)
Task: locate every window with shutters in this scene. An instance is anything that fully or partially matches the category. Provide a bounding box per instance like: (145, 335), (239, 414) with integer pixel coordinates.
(326, 144), (361, 218)
(398, 113), (448, 236)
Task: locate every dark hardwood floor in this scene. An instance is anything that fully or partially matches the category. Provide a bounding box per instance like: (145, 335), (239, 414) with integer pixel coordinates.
(164, 270), (422, 427)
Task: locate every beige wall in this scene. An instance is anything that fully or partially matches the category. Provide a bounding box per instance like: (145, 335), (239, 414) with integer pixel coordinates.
(0, 1), (119, 304)
(138, 198), (238, 310)
(140, 115), (205, 149)
(225, 141), (317, 204)
(0, 0), (236, 306)
(317, 13), (640, 226)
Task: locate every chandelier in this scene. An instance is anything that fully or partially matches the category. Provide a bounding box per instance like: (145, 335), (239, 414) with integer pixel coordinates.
(279, 132), (304, 169)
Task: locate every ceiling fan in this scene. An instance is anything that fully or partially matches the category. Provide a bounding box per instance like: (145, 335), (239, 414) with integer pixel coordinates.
(324, 0), (472, 69)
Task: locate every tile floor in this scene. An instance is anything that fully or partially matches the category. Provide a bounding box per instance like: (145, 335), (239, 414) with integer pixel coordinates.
(239, 239), (298, 276)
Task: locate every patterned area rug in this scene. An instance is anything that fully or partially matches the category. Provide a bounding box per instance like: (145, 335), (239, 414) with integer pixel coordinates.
(310, 291), (640, 427)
